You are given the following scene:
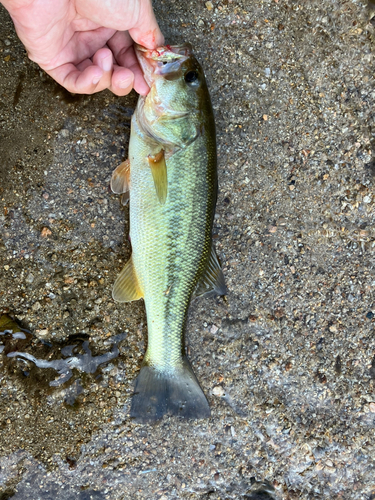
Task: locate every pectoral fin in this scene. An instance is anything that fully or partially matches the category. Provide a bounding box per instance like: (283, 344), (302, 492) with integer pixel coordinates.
(148, 150), (167, 204)
(112, 256), (143, 302)
(111, 159), (130, 194)
(195, 245), (227, 298)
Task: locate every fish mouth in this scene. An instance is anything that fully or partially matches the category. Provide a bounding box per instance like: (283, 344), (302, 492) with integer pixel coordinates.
(135, 44), (192, 87)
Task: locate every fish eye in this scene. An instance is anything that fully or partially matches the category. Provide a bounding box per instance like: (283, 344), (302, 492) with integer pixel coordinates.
(184, 70), (199, 84)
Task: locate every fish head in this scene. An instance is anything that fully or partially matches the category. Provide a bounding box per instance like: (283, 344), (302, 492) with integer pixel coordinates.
(135, 44), (209, 147)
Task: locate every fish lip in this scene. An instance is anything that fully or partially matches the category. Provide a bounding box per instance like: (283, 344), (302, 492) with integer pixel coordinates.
(135, 44), (192, 87)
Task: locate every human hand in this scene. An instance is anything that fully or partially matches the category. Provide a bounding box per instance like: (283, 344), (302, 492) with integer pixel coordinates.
(1, 0), (164, 95)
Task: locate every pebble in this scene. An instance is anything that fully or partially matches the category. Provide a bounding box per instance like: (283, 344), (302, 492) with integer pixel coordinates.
(26, 273), (34, 284)
(205, 1), (213, 10)
(60, 129), (69, 138)
(4, 39), (11, 46)
(212, 386), (225, 397)
(40, 227), (52, 238)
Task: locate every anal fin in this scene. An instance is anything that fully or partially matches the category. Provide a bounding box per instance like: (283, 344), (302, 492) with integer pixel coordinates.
(148, 149), (167, 204)
(111, 159), (130, 194)
(195, 245), (227, 298)
(112, 256), (143, 302)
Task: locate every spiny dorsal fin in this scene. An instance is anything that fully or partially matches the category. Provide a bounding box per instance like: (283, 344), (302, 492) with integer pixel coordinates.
(112, 256), (143, 302)
(111, 159), (130, 194)
(195, 245), (227, 298)
(148, 149), (167, 204)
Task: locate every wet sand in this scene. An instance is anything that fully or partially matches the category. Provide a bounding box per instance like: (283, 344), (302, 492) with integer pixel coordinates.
(1, 1), (375, 498)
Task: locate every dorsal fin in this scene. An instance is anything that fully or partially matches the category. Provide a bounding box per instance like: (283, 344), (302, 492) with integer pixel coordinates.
(111, 159), (130, 194)
(195, 245), (227, 298)
(148, 149), (167, 204)
(112, 256), (143, 302)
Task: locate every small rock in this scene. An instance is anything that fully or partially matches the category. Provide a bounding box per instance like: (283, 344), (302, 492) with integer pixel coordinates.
(60, 129), (69, 138)
(205, 1), (213, 10)
(26, 273), (34, 284)
(3, 265), (9, 271)
(32, 302), (41, 311)
(210, 324), (218, 334)
(38, 329), (49, 336)
(369, 403), (375, 413)
(4, 39), (11, 46)
(197, 19), (204, 26)
(212, 386), (225, 397)
(41, 227), (52, 238)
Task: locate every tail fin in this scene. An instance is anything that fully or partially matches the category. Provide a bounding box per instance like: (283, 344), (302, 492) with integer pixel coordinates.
(130, 357), (210, 423)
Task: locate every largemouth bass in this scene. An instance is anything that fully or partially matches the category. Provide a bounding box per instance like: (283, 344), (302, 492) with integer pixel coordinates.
(111, 44), (226, 422)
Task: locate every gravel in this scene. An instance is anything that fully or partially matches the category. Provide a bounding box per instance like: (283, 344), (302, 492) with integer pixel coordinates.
(1, 0), (375, 498)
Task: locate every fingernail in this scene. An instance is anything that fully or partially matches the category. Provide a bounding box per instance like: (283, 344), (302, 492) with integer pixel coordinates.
(92, 75), (101, 85)
(102, 55), (112, 72)
(118, 79), (131, 89)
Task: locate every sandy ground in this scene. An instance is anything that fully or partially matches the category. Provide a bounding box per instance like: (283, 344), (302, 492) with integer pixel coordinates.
(0, 0), (375, 498)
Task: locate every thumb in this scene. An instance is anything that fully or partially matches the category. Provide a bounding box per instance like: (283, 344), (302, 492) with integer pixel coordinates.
(129, 0), (164, 49)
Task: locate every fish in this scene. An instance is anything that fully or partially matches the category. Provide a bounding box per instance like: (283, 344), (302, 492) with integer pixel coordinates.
(111, 43), (226, 422)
